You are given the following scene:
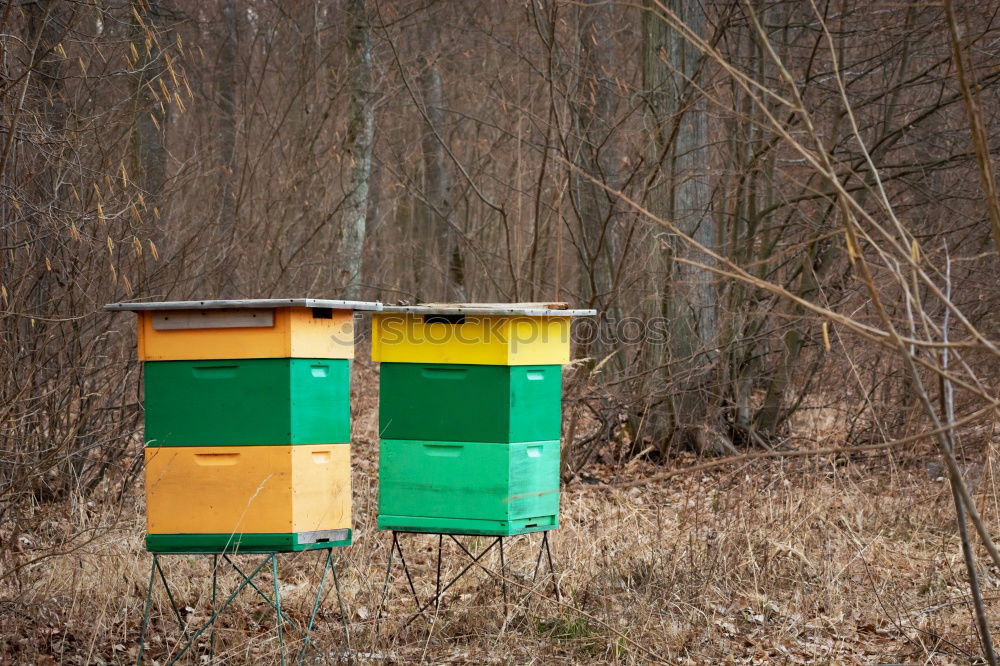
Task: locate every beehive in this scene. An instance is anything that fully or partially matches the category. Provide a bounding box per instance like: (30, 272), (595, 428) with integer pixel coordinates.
(372, 304), (595, 537)
(106, 299), (380, 553)
(144, 358), (351, 446)
(378, 363), (562, 442)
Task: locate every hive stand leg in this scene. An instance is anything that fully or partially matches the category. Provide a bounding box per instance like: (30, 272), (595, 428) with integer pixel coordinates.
(154, 556), (191, 642)
(166, 554), (273, 665)
(221, 555), (313, 644)
(331, 552), (352, 661)
(434, 535), (443, 610)
(532, 535), (545, 581)
(394, 534), (421, 610)
(498, 537), (508, 615)
(532, 532), (560, 601)
(374, 532), (395, 638)
(136, 556), (157, 666)
(376, 532), (424, 637)
(298, 549), (331, 663)
(222, 552), (332, 664)
(210, 554), (218, 664)
(397, 536), (502, 632)
(271, 554), (286, 666)
(542, 532), (560, 602)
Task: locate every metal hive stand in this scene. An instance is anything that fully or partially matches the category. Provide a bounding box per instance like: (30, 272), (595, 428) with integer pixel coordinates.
(376, 530), (560, 633)
(136, 549), (349, 665)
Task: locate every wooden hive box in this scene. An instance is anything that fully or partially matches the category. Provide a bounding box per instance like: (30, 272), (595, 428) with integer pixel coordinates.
(144, 358), (351, 446)
(106, 298), (382, 553)
(372, 303), (594, 537)
(129, 300), (360, 361)
(377, 439), (560, 536)
(145, 444), (352, 553)
(371, 310), (577, 366)
(379, 362), (562, 442)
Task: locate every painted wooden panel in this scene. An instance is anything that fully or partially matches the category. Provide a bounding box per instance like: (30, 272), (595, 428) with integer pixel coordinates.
(143, 359), (350, 446)
(138, 306), (354, 361)
(371, 314), (570, 366)
(377, 439), (560, 536)
(145, 530), (352, 553)
(379, 363), (561, 442)
(291, 444), (352, 533)
(144, 444), (351, 538)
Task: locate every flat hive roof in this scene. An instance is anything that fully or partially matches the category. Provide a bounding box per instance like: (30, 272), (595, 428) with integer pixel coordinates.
(379, 303), (596, 317)
(104, 298), (382, 312)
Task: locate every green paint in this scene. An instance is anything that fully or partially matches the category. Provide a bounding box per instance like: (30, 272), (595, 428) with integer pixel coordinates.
(145, 531), (352, 553)
(379, 363), (562, 442)
(377, 439), (560, 536)
(144, 359), (350, 446)
(376, 514), (556, 536)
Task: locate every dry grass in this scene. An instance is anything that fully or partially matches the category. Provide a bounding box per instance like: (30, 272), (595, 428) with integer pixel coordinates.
(2, 364), (998, 664)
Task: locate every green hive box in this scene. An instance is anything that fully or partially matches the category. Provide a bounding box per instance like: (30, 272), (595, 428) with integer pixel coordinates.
(144, 358), (351, 446)
(378, 363), (562, 442)
(145, 530), (352, 554)
(377, 439), (560, 535)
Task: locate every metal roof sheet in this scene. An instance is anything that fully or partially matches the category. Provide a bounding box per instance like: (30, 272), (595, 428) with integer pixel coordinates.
(104, 298), (382, 312)
(378, 304), (596, 317)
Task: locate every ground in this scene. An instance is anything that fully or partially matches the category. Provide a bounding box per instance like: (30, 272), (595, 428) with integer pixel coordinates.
(2, 368), (996, 664)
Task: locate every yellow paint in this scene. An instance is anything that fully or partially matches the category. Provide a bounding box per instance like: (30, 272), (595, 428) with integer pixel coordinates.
(371, 314), (570, 365)
(145, 444), (351, 535)
(507, 317), (571, 364)
(137, 307), (354, 361)
(292, 444), (351, 533)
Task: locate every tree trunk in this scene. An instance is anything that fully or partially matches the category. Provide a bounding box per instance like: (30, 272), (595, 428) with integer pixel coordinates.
(338, 0), (375, 299)
(573, 0), (617, 310)
(646, 0), (721, 453)
(417, 21), (464, 303)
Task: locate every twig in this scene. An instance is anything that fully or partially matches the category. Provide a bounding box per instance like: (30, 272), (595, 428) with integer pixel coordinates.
(937, 244), (996, 665)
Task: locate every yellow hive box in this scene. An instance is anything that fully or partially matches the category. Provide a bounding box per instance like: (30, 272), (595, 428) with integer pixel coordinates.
(136, 306), (355, 361)
(372, 312), (573, 365)
(145, 444), (351, 541)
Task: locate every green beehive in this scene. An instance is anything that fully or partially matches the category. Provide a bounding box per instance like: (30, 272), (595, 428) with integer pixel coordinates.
(144, 357), (351, 447)
(377, 439), (560, 535)
(379, 363), (562, 442)
(373, 304), (595, 537)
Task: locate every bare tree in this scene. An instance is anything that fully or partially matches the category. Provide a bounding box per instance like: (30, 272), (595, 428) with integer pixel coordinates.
(132, 0), (168, 235)
(337, 0), (375, 298)
(417, 14), (465, 302)
(647, 0), (722, 453)
(572, 0), (618, 311)
(217, 0), (238, 232)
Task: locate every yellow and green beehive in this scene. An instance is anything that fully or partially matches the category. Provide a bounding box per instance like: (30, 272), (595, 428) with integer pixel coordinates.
(106, 298), (381, 554)
(372, 304), (595, 536)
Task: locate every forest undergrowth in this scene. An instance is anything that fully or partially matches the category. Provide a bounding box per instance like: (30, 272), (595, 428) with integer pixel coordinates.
(2, 360), (997, 665)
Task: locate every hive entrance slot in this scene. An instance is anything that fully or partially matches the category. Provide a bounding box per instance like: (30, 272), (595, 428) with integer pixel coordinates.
(423, 313), (465, 325)
(311, 307), (334, 319)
